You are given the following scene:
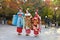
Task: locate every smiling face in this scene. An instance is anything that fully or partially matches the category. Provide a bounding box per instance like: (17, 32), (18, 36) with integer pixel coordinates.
(19, 9), (22, 12)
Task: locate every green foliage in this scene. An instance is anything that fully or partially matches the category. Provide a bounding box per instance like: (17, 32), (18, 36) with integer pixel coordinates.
(0, 0), (60, 20)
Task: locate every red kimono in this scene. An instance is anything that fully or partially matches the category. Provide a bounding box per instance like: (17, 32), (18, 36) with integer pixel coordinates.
(32, 12), (41, 36)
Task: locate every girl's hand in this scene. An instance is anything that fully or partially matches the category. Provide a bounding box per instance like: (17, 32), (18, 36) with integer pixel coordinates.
(33, 26), (37, 31)
(35, 29), (38, 31)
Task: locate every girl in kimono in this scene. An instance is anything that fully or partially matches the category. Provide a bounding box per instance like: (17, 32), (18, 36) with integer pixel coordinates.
(32, 11), (41, 37)
(25, 10), (32, 36)
(17, 8), (25, 35)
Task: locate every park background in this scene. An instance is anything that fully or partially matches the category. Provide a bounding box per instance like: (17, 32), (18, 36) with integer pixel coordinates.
(0, 0), (60, 26)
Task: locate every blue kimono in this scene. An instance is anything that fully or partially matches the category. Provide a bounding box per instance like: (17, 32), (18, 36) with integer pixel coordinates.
(12, 15), (18, 26)
(17, 12), (25, 28)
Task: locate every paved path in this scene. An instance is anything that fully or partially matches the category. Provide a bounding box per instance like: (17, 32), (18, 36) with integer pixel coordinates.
(0, 24), (60, 40)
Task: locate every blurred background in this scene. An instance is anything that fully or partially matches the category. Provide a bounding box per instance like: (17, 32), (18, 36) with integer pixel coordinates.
(0, 0), (60, 26)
